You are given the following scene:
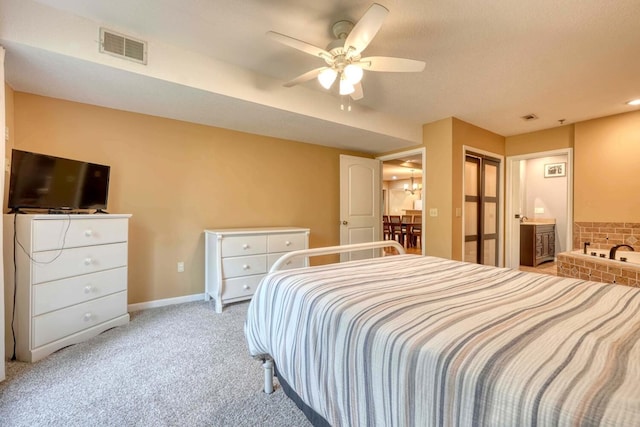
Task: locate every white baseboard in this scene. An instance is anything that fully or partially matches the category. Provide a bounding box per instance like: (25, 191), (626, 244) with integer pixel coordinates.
(128, 293), (205, 312)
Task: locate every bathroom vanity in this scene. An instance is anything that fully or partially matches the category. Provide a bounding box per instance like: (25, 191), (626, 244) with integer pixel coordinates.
(520, 221), (555, 266)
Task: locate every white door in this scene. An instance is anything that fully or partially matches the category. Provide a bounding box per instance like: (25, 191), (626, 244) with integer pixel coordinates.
(340, 155), (381, 261)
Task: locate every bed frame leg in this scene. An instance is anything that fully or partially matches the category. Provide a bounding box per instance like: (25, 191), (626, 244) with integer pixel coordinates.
(263, 359), (274, 394)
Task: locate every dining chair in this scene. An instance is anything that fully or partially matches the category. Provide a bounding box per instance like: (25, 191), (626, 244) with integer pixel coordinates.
(409, 216), (422, 249)
(382, 215), (390, 240)
(389, 215), (404, 246)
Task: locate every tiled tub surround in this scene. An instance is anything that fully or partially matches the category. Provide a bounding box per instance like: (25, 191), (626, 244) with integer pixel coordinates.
(557, 249), (640, 287)
(573, 221), (640, 252)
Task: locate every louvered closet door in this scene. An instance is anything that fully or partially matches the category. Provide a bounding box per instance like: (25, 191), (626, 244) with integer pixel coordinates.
(464, 153), (500, 266)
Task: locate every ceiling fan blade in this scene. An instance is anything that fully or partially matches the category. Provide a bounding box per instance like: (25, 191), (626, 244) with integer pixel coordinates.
(344, 3), (389, 58)
(266, 31), (332, 60)
(358, 56), (426, 72)
(283, 67), (328, 87)
(350, 82), (364, 100)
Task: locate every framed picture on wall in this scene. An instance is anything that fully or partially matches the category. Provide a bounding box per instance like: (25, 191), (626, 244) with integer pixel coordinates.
(544, 162), (566, 178)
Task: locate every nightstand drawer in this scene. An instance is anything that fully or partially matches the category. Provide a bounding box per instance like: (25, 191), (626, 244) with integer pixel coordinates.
(33, 267), (128, 316)
(222, 275), (263, 300)
(221, 235), (267, 257)
(32, 291), (127, 348)
(32, 218), (129, 252)
(267, 233), (306, 253)
(32, 242), (128, 284)
(222, 255), (267, 278)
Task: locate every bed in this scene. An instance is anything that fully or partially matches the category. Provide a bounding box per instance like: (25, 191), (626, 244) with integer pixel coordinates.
(245, 241), (640, 426)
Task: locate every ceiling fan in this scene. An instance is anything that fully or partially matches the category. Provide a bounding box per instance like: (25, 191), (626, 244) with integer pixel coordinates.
(267, 3), (426, 100)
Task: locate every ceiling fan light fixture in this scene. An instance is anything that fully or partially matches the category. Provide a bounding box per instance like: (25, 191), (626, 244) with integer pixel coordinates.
(318, 68), (338, 89)
(339, 77), (355, 95)
(343, 64), (363, 85)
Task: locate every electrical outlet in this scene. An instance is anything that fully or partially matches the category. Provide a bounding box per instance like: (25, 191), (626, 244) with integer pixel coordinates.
(177, 261), (184, 273)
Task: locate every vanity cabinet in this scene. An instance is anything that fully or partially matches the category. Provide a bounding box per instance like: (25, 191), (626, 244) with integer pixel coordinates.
(204, 227), (310, 313)
(3, 214), (131, 362)
(520, 223), (555, 267)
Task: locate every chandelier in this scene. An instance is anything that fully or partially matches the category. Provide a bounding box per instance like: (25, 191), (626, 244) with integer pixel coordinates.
(404, 170), (421, 195)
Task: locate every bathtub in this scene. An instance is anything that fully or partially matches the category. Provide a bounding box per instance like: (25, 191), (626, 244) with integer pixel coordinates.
(570, 248), (640, 265)
(557, 249), (640, 287)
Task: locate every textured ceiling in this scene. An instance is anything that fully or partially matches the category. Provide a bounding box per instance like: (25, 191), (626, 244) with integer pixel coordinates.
(2, 0), (640, 153)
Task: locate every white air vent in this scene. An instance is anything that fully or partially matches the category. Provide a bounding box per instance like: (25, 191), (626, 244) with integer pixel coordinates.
(521, 113), (538, 121)
(99, 28), (147, 64)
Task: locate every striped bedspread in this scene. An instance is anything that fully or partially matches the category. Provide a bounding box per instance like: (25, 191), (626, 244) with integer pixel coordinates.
(245, 255), (640, 426)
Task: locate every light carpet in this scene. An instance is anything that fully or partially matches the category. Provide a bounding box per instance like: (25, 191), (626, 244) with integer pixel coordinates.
(0, 301), (311, 426)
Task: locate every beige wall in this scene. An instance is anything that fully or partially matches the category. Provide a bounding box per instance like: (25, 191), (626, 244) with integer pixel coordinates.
(423, 118), (453, 258)
(506, 110), (640, 224)
(574, 110), (640, 222)
(8, 92), (368, 304)
(7, 90), (639, 304)
(4, 84), (14, 199)
(505, 125), (574, 157)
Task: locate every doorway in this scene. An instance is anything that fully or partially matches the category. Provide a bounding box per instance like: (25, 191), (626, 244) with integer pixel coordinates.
(505, 149), (573, 269)
(377, 148), (426, 255)
(463, 151), (501, 266)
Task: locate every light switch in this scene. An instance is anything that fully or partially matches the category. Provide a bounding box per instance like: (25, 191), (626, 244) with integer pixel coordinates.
(534, 207), (544, 214)
(429, 208), (438, 217)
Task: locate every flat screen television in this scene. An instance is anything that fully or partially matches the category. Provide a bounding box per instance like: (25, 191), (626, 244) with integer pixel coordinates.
(7, 149), (110, 212)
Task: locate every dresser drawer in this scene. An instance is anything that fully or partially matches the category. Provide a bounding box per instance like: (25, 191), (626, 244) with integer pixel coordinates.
(33, 267), (128, 316)
(222, 275), (263, 300)
(32, 291), (128, 348)
(31, 242), (128, 284)
(222, 255), (267, 278)
(268, 252), (306, 270)
(267, 233), (306, 253)
(32, 218), (129, 252)
(221, 235), (267, 257)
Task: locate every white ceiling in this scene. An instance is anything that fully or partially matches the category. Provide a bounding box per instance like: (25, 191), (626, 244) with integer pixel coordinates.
(2, 0), (639, 154)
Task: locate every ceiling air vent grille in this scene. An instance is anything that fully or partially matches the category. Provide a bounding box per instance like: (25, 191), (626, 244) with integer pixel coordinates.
(99, 28), (147, 64)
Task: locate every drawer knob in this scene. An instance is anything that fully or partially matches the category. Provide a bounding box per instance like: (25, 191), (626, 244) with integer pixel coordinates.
(84, 229), (93, 237)
(285, 241), (291, 246)
(242, 244), (249, 250)
(84, 258), (93, 266)
(242, 264), (250, 270)
(243, 285), (250, 290)
(84, 285), (92, 294)
(83, 312), (93, 321)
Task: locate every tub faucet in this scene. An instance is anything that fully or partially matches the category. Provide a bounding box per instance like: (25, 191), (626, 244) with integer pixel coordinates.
(583, 241), (590, 254)
(609, 244), (635, 260)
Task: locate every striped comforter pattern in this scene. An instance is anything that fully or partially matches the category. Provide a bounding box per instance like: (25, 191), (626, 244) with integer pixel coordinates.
(245, 255), (640, 426)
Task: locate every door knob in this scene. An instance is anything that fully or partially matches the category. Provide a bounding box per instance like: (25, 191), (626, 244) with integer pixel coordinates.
(342, 221), (348, 225)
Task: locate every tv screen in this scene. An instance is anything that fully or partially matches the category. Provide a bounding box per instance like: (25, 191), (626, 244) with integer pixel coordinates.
(7, 149), (110, 212)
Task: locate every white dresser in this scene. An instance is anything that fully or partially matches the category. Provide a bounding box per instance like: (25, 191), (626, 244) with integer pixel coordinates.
(204, 227), (310, 313)
(3, 214), (131, 362)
